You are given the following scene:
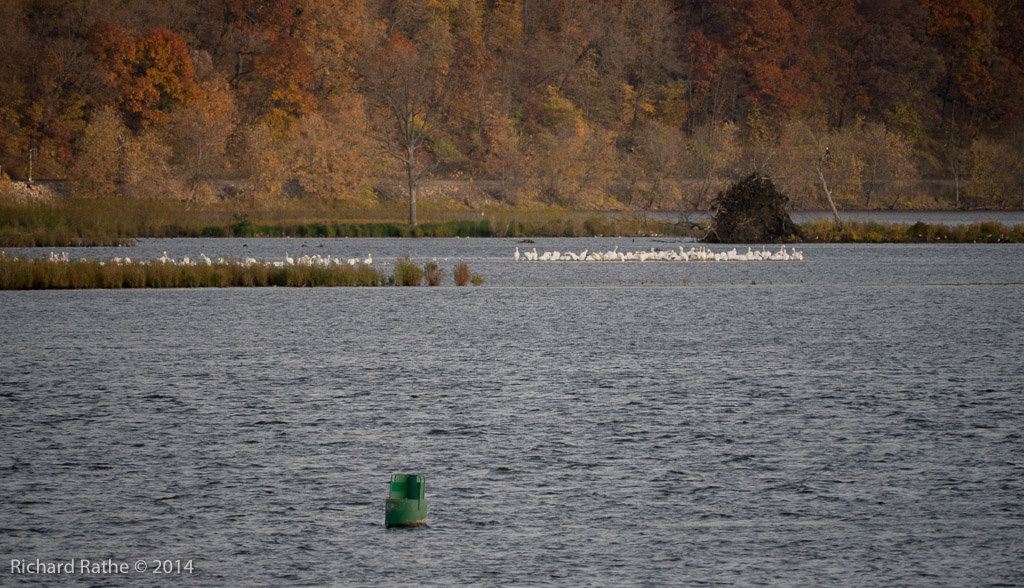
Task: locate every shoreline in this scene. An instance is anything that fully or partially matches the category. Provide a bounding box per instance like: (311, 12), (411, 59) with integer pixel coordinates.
(1, 218), (1021, 247)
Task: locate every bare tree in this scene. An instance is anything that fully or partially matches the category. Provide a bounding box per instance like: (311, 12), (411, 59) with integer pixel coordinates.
(814, 143), (844, 224)
(778, 118), (848, 223)
(360, 34), (457, 226)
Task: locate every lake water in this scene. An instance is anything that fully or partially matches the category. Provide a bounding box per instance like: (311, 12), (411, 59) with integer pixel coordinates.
(2, 237), (1023, 587)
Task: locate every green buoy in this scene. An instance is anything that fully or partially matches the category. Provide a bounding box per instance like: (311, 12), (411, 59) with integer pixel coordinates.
(385, 474), (427, 528)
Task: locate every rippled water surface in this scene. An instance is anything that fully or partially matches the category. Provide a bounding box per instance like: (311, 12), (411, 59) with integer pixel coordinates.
(2, 238), (1023, 587)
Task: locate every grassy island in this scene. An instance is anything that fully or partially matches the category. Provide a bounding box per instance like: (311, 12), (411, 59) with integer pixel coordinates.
(0, 255), (484, 290)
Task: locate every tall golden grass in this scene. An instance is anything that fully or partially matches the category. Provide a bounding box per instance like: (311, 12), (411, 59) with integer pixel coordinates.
(0, 257), (386, 290)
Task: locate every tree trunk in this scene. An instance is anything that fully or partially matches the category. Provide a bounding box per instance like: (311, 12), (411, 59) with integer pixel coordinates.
(406, 158), (417, 226)
(816, 166), (842, 224)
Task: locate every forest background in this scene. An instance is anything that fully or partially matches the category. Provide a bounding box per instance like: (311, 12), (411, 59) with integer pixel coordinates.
(2, 0), (1023, 224)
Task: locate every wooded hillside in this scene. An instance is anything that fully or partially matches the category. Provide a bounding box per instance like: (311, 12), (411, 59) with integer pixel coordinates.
(1, 0), (1022, 212)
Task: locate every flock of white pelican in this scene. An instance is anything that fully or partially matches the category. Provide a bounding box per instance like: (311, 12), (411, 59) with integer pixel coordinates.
(515, 245), (803, 262)
(155, 252), (373, 268)
(46, 250), (375, 268)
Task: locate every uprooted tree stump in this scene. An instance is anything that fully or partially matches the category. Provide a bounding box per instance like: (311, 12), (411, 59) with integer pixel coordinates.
(704, 173), (802, 243)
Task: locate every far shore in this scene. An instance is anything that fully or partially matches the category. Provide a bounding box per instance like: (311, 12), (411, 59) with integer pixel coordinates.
(1, 195), (1023, 247)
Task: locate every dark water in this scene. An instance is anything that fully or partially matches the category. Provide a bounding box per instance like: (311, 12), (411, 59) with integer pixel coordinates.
(2, 239), (1023, 586)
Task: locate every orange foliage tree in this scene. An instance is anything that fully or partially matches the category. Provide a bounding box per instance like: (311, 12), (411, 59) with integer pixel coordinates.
(89, 23), (196, 129)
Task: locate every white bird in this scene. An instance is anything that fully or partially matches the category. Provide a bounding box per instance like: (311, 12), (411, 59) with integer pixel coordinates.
(364, 253), (372, 265)
(514, 247), (520, 262)
(285, 253), (294, 266)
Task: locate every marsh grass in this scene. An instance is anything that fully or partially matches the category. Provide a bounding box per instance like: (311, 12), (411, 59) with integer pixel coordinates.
(392, 257), (422, 286)
(0, 257), (387, 289)
(453, 262), (471, 286)
(801, 219), (1024, 243)
(424, 262), (445, 286)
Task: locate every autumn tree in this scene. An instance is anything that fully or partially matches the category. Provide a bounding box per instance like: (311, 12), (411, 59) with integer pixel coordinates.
(481, 109), (530, 203)
(287, 95), (378, 199)
(805, 0), (871, 128)
(738, 105), (779, 177)
(682, 120), (740, 210)
(196, 0), (306, 87)
(964, 137), (1001, 205)
(1002, 127), (1024, 208)
(673, 29), (729, 134)
(963, 131), (1024, 208)
(621, 122), (684, 213)
(69, 107), (126, 198)
(121, 131), (177, 200)
(244, 36), (316, 129)
(856, 122), (918, 208)
(919, 0), (999, 206)
(168, 81), (235, 201)
(236, 123), (289, 203)
(528, 88), (617, 207)
(300, 0), (368, 98)
(89, 23), (197, 129)
(618, 0), (679, 138)
(2, 0), (113, 179)
(679, 0), (814, 116)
